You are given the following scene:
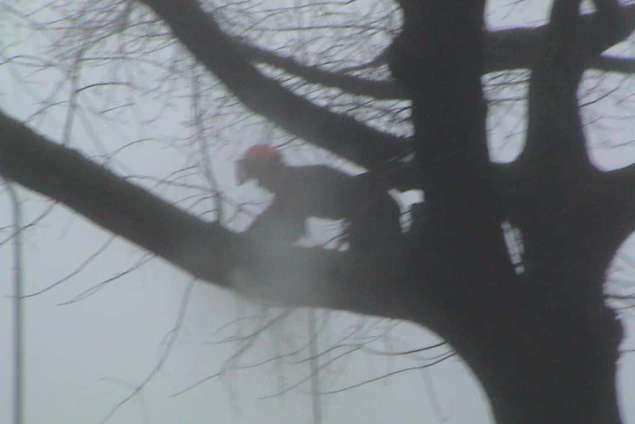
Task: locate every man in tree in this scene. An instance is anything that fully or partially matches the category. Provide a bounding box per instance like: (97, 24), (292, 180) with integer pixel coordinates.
(236, 144), (402, 254)
(2, 0), (635, 422)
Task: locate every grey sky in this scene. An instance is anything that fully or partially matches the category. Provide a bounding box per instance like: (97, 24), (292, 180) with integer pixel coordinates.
(1, 0), (635, 423)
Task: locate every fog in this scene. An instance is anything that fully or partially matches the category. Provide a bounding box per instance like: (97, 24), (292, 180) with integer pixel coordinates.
(2, 0), (635, 423)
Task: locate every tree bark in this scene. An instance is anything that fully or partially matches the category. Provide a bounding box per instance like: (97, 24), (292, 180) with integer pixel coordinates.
(388, 0), (627, 422)
(463, 296), (623, 424)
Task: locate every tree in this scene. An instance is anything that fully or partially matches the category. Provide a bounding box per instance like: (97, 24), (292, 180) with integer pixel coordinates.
(1, 0), (634, 423)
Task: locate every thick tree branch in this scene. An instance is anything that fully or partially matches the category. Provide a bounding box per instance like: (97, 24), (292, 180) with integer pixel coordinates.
(388, 0), (518, 287)
(0, 111), (422, 320)
(485, 3), (635, 71)
(516, 0), (591, 174)
(586, 0), (633, 54)
(0, 111), (237, 284)
(590, 55), (635, 73)
(604, 164), (635, 229)
(486, 29), (635, 74)
(607, 162), (635, 187)
(503, 0), (635, 214)
(232, 39), (406, 100)
(136, 0), (410, 173)
(229, 5), (635, 102)
(517, 0), (635, 176)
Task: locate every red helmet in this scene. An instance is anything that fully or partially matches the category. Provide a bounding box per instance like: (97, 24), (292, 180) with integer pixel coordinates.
(243, 144), (277, 160)
(236, 144), (281, 184)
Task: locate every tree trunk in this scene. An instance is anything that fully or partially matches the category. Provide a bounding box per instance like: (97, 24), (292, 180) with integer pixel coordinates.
(460, 294), (623, 424)
(390, 1), (625, 422)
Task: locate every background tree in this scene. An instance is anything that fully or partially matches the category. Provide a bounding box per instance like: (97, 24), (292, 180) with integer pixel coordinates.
(1, 0), (635, 423)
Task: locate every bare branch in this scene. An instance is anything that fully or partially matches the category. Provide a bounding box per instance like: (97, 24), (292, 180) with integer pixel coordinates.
(0, 111), (236, 284)
(0, 111), (421, 320)
(591, 55), (635, 73)
(232, 39), (405, 100)
(230, 5), (635, 102)
(136, 0), (410, 172)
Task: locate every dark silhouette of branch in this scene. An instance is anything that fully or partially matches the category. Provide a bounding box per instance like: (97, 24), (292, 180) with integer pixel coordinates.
(137, 0), (410, 173)
(228, 5), (635, 101)
(0, 111), (236, 284)
(0, 111), (422, 320)
(517, 0), (589, 170)
(591, 55), (635, 74)
(231, 39), (405, 100)
(485, 13), (635, 73)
